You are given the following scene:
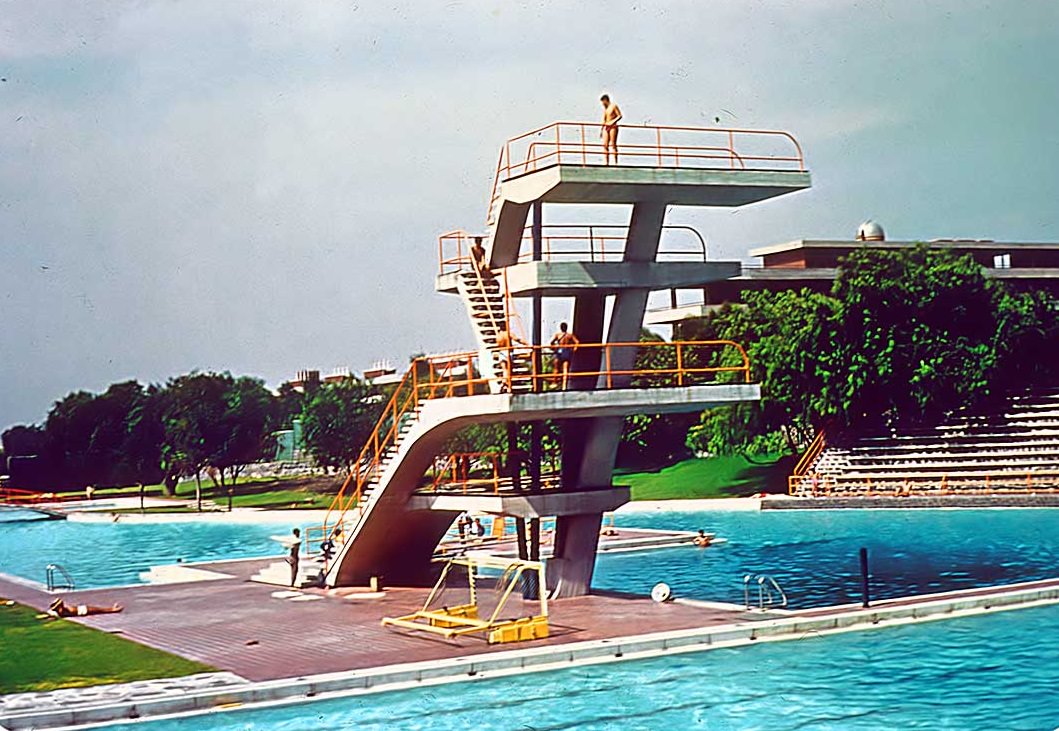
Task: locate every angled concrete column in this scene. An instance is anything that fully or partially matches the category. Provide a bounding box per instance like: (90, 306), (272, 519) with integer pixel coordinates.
(489, 201), (532, 268)
(550, 202), (667, 598)
(546, 512), (604, 597)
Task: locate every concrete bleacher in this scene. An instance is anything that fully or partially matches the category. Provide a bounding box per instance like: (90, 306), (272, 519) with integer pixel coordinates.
(796, 387), (1059, 495)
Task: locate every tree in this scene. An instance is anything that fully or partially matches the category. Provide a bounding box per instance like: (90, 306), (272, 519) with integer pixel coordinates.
(210, 376), (275, 507)
(272, 382), (305, 432)
(158, 372), (232, 504)
(832, 245), (1000, 427)
(682, 290), (838, 457)
(301, 378), (383, 472)
(686, 245), (1059, 457)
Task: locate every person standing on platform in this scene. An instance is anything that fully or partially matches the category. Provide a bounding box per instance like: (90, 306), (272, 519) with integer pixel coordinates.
(550, 322), (580, 390)
(600, 94), (622, 165)
(286, 528), (302, 587)
(470, 236), (490, 277)
(495, 326), (528, 392)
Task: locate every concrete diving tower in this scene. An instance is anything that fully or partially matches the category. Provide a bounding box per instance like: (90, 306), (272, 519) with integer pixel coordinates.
(321, 369), (758, 588)
(320, 120), (807, 598)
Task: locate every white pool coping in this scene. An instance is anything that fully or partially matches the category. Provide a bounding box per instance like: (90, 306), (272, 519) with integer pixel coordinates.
(3, 578), (1058, 730)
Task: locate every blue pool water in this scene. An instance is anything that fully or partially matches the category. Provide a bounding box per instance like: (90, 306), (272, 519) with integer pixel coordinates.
(598, 508), (1059, 608)
(107, 602), (1059, 730)
(2, 509), (1058, 607)
(0, 518), (285, 587)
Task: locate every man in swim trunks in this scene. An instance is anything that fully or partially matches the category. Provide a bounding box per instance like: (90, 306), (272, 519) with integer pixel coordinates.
(600, 94), (622, 165)
(287, 527), (302, 587)
(495, 326), (528, 391)
(550, 322), (580, 390)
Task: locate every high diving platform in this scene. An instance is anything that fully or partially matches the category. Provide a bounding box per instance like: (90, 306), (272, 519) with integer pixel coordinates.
(311, 118), (809, 601)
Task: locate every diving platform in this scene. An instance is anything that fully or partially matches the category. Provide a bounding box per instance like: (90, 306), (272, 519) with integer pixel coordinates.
(407, 486), (629, 518)
(313, 118), (804, 600)
(437, 260), (741, 296)
(500, 164), (811, 206)
(321, 373), (758, 589)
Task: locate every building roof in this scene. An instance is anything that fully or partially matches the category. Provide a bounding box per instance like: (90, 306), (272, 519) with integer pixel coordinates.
(748, 239), (1059, 258)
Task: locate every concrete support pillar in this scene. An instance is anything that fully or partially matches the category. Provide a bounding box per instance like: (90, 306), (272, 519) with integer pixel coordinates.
(550, 202), (667, 598)
(545, 512), (604, 596)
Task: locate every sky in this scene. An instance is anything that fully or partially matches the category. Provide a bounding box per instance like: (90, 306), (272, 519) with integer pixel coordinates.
(2, 0), (1058, 430)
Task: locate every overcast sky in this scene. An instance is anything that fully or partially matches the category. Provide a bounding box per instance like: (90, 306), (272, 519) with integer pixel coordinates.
(2, 1), (1058, 429)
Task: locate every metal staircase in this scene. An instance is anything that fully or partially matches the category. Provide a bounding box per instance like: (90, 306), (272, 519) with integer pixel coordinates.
(455, 268), (533, 393)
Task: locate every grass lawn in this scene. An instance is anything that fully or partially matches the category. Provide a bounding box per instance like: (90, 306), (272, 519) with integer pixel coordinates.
(223, 489), (333, 510)
(0, 602), (213, 694)
(621, 453), (796, 501)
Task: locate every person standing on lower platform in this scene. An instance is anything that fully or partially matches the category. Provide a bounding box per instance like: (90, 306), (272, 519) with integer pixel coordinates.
(550, 321), (580, 390)
(286, 528), (302, 587)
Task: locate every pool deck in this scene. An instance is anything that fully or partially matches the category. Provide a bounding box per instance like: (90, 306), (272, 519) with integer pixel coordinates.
(0, 554), (749, 683)
(3, 559), (1059, 730)
(3, 553), (1059, 683)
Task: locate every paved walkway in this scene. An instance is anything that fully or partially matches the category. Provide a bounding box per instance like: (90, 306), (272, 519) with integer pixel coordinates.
(0, 557), (747, 683)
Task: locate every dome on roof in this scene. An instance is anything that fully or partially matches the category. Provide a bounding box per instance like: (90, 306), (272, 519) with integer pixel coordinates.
(856, 220), (885, 241)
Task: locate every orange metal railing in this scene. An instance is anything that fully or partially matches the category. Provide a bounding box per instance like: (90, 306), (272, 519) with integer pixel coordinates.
(438, 230), (478, 276)
(438, 225), (708, 275)
(791, 429), (827, 477)
(789, 470), (1059, 497)
(429, 452), (502, 495)
(316, 339), (752, 542)
(485, 121), (805, 225)
(0, 487), (47, 504)
(426, 452), (564, 496)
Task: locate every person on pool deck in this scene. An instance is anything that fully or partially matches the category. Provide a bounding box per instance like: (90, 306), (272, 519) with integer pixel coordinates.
(320, 527), (342, 562)
(286, 528), (302, 587)
(495, 326), (528, 391)
(600, 94), (623, 165)
(47, 599), (123, 618)
(550, 322), (580, 390)
(693, 529), (712, 547)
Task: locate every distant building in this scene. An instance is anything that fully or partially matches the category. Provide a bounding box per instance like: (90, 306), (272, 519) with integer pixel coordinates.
(646, 221), (1059, 326)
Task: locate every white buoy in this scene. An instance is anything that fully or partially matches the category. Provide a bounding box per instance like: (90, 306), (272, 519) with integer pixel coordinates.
(651, 582), (673, 603)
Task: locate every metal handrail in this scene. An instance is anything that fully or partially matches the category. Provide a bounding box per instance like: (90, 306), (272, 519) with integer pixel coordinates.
(790, 469), (1059, 497)
(486, 121), (805, 225)
(438, 225), (709, 275)
(46, 563), (75, 592)
(743, 573), (787, 610)
(316, 339), (753, 542)
(792, 429), (827, 477)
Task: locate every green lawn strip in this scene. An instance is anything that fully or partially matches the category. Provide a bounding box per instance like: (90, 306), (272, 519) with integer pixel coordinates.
(0, 602), (213, 694)
(622, 453), (795, 500)
(225, 490), (332, 509)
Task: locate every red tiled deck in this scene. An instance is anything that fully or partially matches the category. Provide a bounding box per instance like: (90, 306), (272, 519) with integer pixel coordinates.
(0, 558), (745, 683)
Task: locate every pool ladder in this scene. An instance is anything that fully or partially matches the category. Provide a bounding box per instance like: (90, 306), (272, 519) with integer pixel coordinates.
(46, 563), (76, 592)
(743, 574), (787, 610)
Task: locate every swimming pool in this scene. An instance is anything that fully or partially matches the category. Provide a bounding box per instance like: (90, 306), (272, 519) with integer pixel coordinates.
(597, 508), (1059, 608)
(0, 518), (285, 588)
(2, 509), (1058, 606)
(103, 602), (1059, 730)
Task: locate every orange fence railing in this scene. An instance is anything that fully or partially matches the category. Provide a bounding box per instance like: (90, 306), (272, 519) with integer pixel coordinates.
(486, 121), (805, 225)
(789, 470), (1059, 497)
(316, 339), (753, 542)
(438, 225), (708, 275)
(791, 429), (827, 478)
(0, 487), (48, 504)
(426, 452), (564, 496)
(429, 452), (502, 494)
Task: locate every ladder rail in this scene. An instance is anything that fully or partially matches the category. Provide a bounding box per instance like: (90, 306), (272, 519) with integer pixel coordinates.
(46, 563), (76, 592)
